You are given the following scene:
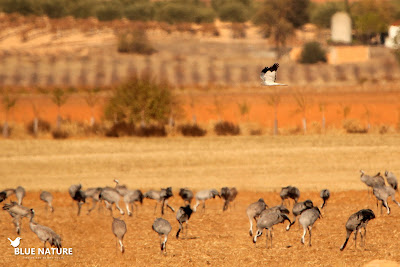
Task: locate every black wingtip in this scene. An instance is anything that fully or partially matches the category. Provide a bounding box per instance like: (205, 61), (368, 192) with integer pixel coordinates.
(261, 63), (279, 73)
(269, 63), (279, 71)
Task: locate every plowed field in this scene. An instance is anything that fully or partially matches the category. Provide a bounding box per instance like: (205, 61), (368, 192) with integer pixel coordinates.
(0, 136), (400, 266)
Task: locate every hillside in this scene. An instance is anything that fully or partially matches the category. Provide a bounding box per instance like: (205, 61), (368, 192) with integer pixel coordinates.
(0, 15), (399, 89)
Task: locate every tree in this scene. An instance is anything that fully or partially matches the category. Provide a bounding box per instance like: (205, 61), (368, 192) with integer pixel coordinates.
(266, 90), (281, 135)
(0, 88), (17, 138)
(254, 0), (310, 58)
(293, 91), (311, 134)
(49, 87), (70, 129)
(237, 100), (251, 123)
(104, 75), (175, 126)
(319, 102), (327, 133)
(310, 2), (344, 28)
(82, 87), (101, 126)
(351, 0), (395, 44)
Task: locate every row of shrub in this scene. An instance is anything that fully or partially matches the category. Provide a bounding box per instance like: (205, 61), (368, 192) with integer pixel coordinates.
(2, 0), (399, 28)
(9, 119), (243, 139)
(3, 118), (397, 139)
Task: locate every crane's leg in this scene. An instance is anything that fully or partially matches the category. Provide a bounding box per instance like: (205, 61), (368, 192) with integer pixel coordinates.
(87, 199), (97, 215)
(193, 200), (200, 212)
(253, 229), (262, 245)
(354, 231), (358, 249)
(115, 202), (124, 215)
(248, 216), (253, 236)
(301, 226), (307, 245)
(340, 229), (352, 251)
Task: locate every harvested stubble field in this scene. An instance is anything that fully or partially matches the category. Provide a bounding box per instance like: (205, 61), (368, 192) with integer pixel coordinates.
(1, 135), (400, 266)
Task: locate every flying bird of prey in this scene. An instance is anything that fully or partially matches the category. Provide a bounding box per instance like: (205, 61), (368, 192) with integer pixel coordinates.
(260, 63), (287, 86)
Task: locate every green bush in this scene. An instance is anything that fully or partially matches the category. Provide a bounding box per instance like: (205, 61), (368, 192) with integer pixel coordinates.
(68, 0), (96, 18)
(155, 2), (215, 24)
(96, 2), (123, 21)
(299, 42), (327, 64)
(310, 2), (344, 29)
(26, 119), (51, 135)
(218, 2), (249, 23)
(104, 75), (175, 126)
(192, 7), (216, 24)
(52, 129), (69, 139)
(0, 0), (42, 16)
(214, 121), (240, 136)
(105, 121), (135, 137)
(136, 124), (167, 137)
(179, 123), (207, 137)
(117, 29), (156, 55)
(342, 119), (368, 134)
(124, 3), (154, 21)
(40, 0), (69, 18)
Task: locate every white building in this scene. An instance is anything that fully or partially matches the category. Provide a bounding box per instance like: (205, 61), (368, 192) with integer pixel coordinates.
(385, 20), (400, 48)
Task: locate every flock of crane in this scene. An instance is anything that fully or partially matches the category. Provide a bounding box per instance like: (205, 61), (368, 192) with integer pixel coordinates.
(0, 170), (398, 254)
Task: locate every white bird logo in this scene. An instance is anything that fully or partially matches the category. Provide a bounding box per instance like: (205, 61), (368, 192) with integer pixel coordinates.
(8, 237), (22, 248)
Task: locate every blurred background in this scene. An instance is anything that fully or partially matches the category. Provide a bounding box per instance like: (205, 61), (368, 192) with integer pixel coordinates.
(0, 0), (399, 138)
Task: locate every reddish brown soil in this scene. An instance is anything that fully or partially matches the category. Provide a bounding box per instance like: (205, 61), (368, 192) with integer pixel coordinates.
(6, 90), (400, 130)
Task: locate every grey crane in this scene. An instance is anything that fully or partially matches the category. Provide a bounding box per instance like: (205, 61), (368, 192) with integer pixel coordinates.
(85, 187), (103, 215)
(0, 191), (6, 203)
(68, 184), (86, 215)
(260, 205), (290, 216)
(29, 209), (62, 248)
(221, 187), (238, 211)
(280, 186), (300, 206)
(252, 210), (291, 248)
(123, 189), (143, 216)
(112, 217), (127, 253)
(144, 187), (175, 215)
(246, 198), (268, 236)
(0, 188), (16, 203)
(40, 191), (54, 212)
(286, 200), (314, 231)
(360, 170), (385, 195)
(3, 201), (31, 234)
(176, 204), (193, 239)
(179, 188), (194, 205)
(373, 185), (400, 215)
(299, 207), (322, 246)
(385, 171), (398, 191)
(152, 217), (172, 254)
(114, 179), (129, 196)
(99, 187), (125, 215)
(320, 189), (330, 209)
(340, 209), (375, 251)
(193, 189), (220, 212)
(15, 186), (25, 205)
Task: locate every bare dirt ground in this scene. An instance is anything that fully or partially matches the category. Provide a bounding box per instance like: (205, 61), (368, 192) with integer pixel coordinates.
(0, 136), (400, 266)
(1, 191), (400, 267)
(7, 90), (400, 133)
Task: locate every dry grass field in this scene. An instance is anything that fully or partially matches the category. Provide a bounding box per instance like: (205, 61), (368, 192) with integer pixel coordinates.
(1, 135), (400, 266)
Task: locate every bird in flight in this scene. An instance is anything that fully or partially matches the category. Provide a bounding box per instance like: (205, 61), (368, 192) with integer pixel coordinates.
(260, 63), (287, 86)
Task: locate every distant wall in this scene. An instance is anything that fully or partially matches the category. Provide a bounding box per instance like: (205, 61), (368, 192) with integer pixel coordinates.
(327, 46), (369, 64)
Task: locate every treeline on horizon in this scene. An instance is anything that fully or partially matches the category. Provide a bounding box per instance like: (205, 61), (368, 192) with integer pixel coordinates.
(1, 0), (400, 30)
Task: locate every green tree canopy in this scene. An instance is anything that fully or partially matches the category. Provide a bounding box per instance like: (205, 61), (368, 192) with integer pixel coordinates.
(351, 0), (395, 43)
(105, 75), (175, 124)
(310, 2), (345, 28)
(253, 0), (310, 58)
